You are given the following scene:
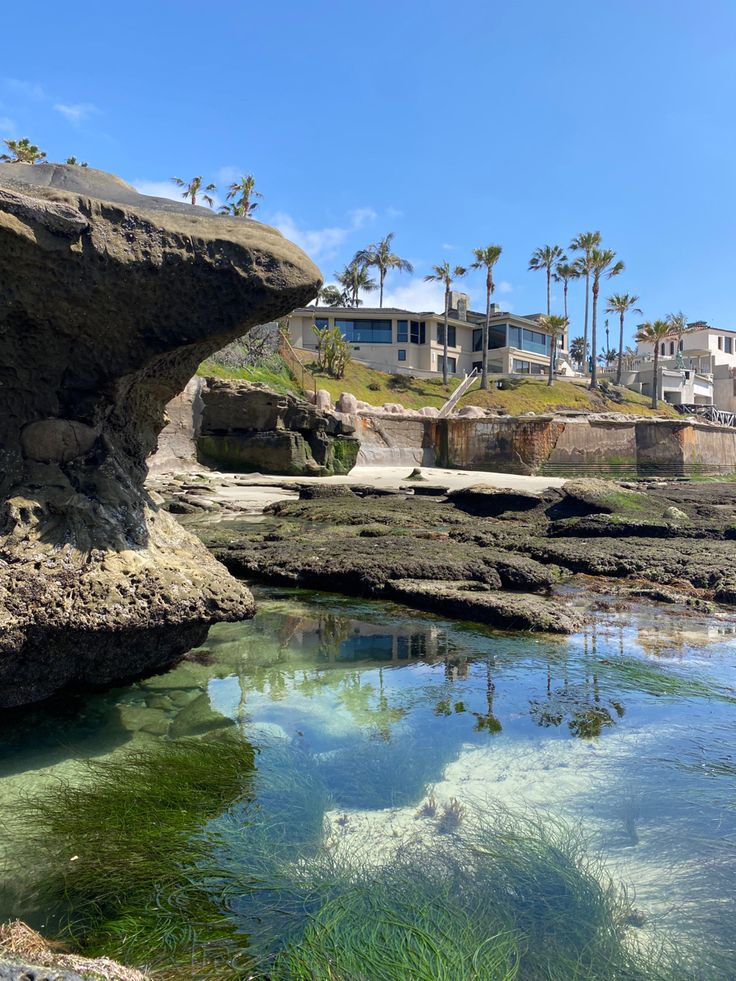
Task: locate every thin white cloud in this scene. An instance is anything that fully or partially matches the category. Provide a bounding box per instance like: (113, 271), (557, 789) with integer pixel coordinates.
(271, 207), (376, 261)
(498, 281), (513, 295)
(386, 206), (404, 219)
(382, 277), (445, 313)
(4, 78), (45, 100)
(442, 242), (455, 251)
(54, 102), (99, 124)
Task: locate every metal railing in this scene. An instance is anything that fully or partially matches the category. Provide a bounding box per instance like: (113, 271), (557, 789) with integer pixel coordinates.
(676, 404), (736, 428)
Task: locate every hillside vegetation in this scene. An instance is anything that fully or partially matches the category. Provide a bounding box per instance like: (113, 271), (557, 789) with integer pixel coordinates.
(198, 349), (677, 417)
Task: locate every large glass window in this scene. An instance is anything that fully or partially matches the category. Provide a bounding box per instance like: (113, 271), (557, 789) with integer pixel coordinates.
(508, 324), (550, 355)
(438, 355), (457, 374)
(436, 324), (457, 347)
(397, 320), (408, 343)
(513, 359), (545, 375)
(315, 318), (328, 330)
(335, 319), (392, 343)
(473, 324), (509, 350)
(410, 321), (426, 344)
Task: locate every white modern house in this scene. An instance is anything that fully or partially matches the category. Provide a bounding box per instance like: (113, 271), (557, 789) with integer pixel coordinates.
(627, 321), (736, 411)
(287, 293), (573, 380)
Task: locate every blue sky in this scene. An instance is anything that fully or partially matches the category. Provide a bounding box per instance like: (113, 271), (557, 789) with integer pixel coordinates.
(2, 0), (736, 350)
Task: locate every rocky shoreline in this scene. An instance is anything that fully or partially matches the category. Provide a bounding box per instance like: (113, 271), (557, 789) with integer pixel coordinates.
(164, 471), (736, 634)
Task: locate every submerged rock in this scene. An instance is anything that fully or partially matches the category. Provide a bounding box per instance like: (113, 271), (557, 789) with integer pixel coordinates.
(0, 163), (321, 706)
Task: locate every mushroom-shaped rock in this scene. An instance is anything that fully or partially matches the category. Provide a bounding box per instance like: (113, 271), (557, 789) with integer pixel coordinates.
(0, 163), (322, 706)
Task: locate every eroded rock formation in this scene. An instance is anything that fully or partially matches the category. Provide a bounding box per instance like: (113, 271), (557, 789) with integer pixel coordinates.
(196, 379), (359, 475)
(0, 163), (321, 706)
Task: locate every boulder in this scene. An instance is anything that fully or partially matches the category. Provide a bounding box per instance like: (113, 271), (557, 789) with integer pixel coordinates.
(448, 485), (542, 517)
(195, 379), (359, 476)
(0, 163), (321, 706)
(455, 405), (486, 418)
(315, 389), (333, 412)
(336, 392), (359, 414)
(419, 406), (439, 417)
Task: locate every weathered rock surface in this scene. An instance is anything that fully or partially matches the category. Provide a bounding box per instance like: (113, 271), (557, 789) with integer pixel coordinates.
(195, 477), (736, 631)
(196, 379), (359, 475)
(0, 163), (321, 706)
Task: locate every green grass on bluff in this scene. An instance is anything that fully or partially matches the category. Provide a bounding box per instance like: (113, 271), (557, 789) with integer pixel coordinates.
(199, 349), (677, 417)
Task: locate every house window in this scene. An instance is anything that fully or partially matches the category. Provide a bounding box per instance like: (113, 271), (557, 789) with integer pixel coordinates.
(315, 318), (328, 330)
(397, 320), (408, 343)
(726, 337), (733, 354)
(472, 329), (483, 351)
(509, 325), (550, 355)
(437, 324), (457, 347)
(398, 349), (407, 362)
(335, 319), (392, 343)
(660, 343), (666, 355)
(410, 320), (426, 344)
(438, 355), (457, 374)
(718, 337), (723, 350)
(513, 359), (545, 375)
(670, 342), (675, 355)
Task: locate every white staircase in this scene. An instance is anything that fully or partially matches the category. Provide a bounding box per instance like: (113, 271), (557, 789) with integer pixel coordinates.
(437, 368), (479, 418)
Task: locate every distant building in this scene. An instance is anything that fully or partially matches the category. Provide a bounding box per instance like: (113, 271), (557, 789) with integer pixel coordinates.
(287, 292), (572, 379)
(629, 321), (736, 411)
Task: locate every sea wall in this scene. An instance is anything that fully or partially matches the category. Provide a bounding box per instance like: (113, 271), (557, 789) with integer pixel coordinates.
(355, 412), (736, 476)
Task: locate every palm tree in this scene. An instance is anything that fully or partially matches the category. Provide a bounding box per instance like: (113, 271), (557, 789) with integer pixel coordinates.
(538, 315), (568, 386)
(635, 320), (671, 409)
(553, 261), (580, 338)
(354, 233), (413, 307)
(529, 245), (566, 316)
(424, 261), (467, 384)
(589, 249), (624, 390)
(666, 311), (689, 361)
(470, 244), (503, 390)
(318, 284), (344, 307)
(605, 294), (642, 385)
(226, 175), (262, 218)
(170, 175), (216, 208)
(335, 261), (376, 307)
(1, 137), (46, 163)
(569, 231), (602, 373)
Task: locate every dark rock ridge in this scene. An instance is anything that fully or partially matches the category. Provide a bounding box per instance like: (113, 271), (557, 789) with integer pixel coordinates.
(196, 379), (359, 475)
(0, 163), (321, 706)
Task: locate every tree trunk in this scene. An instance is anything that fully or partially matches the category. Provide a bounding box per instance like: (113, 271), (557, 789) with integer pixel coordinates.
(583, 271), (590, 375)
(546, 268), (551, 316)
(443, 286), (449, 386)
(548, 338), (554, 386)
(481, 283), (490, 390)
(379, 269), (384, 308)
(616, 312), (625, 385)
(563, 282), (569, 352)
(589, 280), (599, 390)
(652, 346), (659, 410)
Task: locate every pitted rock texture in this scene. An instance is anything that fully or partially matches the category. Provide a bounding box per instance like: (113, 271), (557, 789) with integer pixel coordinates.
(0, 163), (321, 706)
(196, 379), (360, 475)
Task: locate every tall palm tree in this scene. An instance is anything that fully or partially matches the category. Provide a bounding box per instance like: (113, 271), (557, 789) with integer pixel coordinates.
(1, 137), (46, 163)
(569, 231), (602, 373)
(335, 261), (376, 307)
(538, 315), (569, 386)
(354, 233), (413, 307)
(553, 261), (580, 339)
(470, 244), (503, 390)
(589, 249), (624, 390)
(171, 175), (216, 208)
(529, 245), (566, 316)
(226, 175), (262, 218)
(666, 311), (689, 361)
(635, 320), (671, 409)
(605, 294), (642, 385)
(424, 261), (467, 384)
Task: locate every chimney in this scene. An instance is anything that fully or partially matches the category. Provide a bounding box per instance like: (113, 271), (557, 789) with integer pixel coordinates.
(450, 291), (469, 321)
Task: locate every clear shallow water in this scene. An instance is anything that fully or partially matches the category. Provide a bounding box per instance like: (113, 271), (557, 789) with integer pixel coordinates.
(1, 587), (735, 971)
